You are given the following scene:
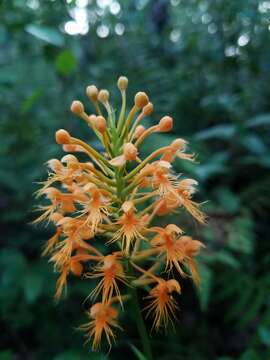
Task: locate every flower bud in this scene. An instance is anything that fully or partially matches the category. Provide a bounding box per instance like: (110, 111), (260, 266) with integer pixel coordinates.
(134, 125), (145, 139)
(55, 129), (71, 144)
(88, 114), (97, 126)
(158, 116), (173, 132)
(95, 115), (107, 133)
(142, 102), (153, 116)
(117, 76), (128, 91)
(70, 261), (83, 276)
(98, 89), (110, 103)
(123, 142), (138, 160)
(86, 85), (98, 102)
(70, 100), (84, 115)
(134, 92), (149, 109)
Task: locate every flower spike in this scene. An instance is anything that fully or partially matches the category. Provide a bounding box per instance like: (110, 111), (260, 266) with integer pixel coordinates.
(35, 76), (206, 352)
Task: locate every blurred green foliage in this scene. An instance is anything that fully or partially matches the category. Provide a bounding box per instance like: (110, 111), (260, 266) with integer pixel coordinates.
(1, 0), (270, 359)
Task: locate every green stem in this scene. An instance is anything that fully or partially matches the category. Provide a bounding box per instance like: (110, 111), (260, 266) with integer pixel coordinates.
(128, 264), (153, 360)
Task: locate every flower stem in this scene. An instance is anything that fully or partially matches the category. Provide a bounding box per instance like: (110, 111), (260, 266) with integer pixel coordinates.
(128, 264), (153, 360)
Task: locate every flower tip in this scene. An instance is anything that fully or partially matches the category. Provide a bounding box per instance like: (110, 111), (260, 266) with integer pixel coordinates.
(70, 100), (84, 115)
(61, 154), (78, 164)
(117, 76), (128, 91)
(134, 125), (145, 139)
(95, 115), (107, 133)
(158, 116), (173, 132)
(134, 92), (149, 109)
(86, 85), (99, 102)
(55, 129), (71, 145)
(98, 89), (110, 103)
(142, 102), (153, 116)
(171, 138), (187, 150)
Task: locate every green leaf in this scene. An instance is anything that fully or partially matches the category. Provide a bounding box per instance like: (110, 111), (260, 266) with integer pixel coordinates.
(239, 349), (260, 360)
(21, 89), (43, 114)
(194, 152), (229, 180)
(215, 187), (240, 214)
(0, 350), (13, 360)
(227, 215), (254, 255)
(129, 344), (148, 360)
(226, 285), (254, 322)
(258, 326), (270, 346)
(22, 267), (44, 303)
(55, 50), (77, 75)
(240, 134), (267, 155)
(25, 24), (64, 47)
(211, 251), (240, 269)
(247, 113), (270, 128)
(194, 124), (235, 141)
(196, 263), (213, 311)
(238, 288), (265, 328)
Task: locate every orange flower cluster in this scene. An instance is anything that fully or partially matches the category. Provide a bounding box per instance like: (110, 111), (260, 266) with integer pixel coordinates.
(35, 76), (205, 351)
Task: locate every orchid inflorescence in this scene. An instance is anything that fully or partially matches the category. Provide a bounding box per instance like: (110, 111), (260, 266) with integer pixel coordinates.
(35, 76), (205, 352)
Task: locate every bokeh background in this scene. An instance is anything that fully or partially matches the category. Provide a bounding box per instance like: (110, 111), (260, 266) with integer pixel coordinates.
(1, 0), (270, 359)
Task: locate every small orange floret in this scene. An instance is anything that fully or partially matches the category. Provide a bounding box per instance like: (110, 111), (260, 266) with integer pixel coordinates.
(158, 116), (173, 132)
(135, 92), (149, 109)
(95, 116), (107, 133)
(81, 303), (119, 351)
(117, 76), (128, 91)
(142, 102), (153, 116)
(134, 125), (145, 139)
(98, 89), (110, 103)
(86, 85), (99, 102)
(145, 278), (181, 330)
(55, 129), (71, 145)
(70, 100), (84, 115)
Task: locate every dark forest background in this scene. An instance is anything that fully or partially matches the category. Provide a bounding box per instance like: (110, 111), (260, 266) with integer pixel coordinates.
(1, 0), (270, 359)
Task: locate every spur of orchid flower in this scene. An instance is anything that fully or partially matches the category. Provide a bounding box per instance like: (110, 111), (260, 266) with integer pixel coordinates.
(35, 76), (205, 358)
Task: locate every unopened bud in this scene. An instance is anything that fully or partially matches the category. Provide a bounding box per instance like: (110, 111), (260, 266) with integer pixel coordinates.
(55, 129), (71, 144)
(134, 92), (149, 109)
(123, 142), (138, 160)
(70, 261), (83, 276)
(88, 114), (97, 125)
(134, 125), (145, 139)
(70, 100), (84, 115)
(86, 85), (98, 102)
(117, 76), (128, 91)
(98, 89), (110, 103)
(158, 116), (173, 132)
(95, 115), (107, 133)
(142, 102), (153, 116)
